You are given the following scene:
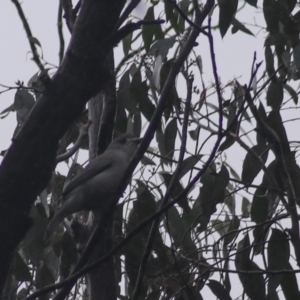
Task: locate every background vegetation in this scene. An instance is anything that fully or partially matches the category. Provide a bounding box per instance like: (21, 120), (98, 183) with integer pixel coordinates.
(0, 0), (300, 299)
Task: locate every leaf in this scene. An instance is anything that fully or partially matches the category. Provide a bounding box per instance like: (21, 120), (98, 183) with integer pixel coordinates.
(241, 144), (269, 185)
(153, 55), (163, 91)
(267, 229), (290, 293)
(133, 111), (141, 137)
(189, 126), (200, 140)
(280, 262), (300, 300)
(231, 18), (254, 35)
(263, 0), (281, 33)
(245, 0), (257, 7)
(208, 280), (232, 300)
(136, 81), (155, 122)
(156, 125), (167, 159)
(60, 232), (78, 278)
(149, 37), (176, 60)
(118, 70), (136, 114)
(159, 171), (189, 212)
(235, 234), (266, 299)
(218, 102), (238, 151)
(195, 165), (229, 231)
(164, 206), (196, 254)
(251, 186), (269, 223)
(0, 103), (14, 118)
(22, 206), (48, 265)
(122, 21), (133, 55)
(13, 252), (31, 281)
(223, 216), (240, 246)
(256, 102), (268, 145)
(241, 197), (251, 218)
(164, 118), (177, 160)
(224, 189), (235, 214)
(265, 45), (276, 81)
(293, 41), (300, 74)
(179, 155), (202, 179)
(283, 83), (298, 105)
(218, 0), (238, 37)
(29, 36), (42, 47)
(164, 0), (173, 22)
(177, 0), (191, 34)
(266, 81), (283, 109)
(142, 7), (155, 51)
(141, 155), (156, 166)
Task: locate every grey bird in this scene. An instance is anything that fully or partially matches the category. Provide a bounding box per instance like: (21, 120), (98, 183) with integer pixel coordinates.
(45, 134), (141, 239)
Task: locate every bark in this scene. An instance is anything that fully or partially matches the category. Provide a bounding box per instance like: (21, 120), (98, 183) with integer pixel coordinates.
(0, 0), (125, 293)
(87, 51), (118, 300)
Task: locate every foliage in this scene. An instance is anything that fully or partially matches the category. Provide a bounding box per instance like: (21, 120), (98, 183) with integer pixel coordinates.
(2, 0), (300, 299)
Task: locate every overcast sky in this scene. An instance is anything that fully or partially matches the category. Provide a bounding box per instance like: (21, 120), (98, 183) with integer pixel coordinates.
(0, 1), (265, 153)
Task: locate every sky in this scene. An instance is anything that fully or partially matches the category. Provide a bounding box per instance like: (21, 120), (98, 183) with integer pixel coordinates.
(0, 1), (265, 156)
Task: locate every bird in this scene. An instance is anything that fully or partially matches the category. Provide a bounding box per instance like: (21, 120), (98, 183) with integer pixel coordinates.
(45, 134), (141, 239)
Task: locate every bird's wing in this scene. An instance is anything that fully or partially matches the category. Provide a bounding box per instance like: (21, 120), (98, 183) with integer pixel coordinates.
(62, 154), (113, 197)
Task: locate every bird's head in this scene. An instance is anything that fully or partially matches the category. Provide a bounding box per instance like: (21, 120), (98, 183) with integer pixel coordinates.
(108, 133), (142, 153)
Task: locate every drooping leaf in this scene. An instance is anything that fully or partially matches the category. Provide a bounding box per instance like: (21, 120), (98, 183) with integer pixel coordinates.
(164, 0), (173, 22)
(136, 81), (155, 122)
(223, 215), (240, 246)
(60, 232), (79, 279)
(265, 45), (276, 81)
(122, 21), (133, 55)
(283, 83), (298, 105)
(242, 144), (269, 185)
(0, 103), (14, 118)
(118, 70), (136, 113)
(231, 18), (254, 35)
(241, 197), (251, 218)
(156, 125), (168, 160)
(29, 36), (42, 47)
(189, 126), (200, 141)
(218, 0), (238, 37)
(266, 112), (300, 204)
(164, 118), (177, 160)
(251, 185), (269, 223)
(179, 155), (202, 179)
(159, 171), (189, 212)
(293, 41), (300, 74)
(195, 165), (229, 231)
(177, 0), (191, 34)
(224, 189), (235, 214)
(218, 101), (238, 151)
(141, 155), (156, 166)
(245, 0), (257, 7)
(256, 102), (268, 145)
(164, 205), (196, 256)
(266, 81), (283, 109)
(13, 252), (32, 282)
(280, 262), (300, 300)
(263, 0), (282, 33)
(133, 111), (141, 137)
(149, 37), (176, 61)
(235, 234), (266, 299)
(142, 7), (155, 51)
(208, 280), (232, 300)
(267, 229), (290, 293)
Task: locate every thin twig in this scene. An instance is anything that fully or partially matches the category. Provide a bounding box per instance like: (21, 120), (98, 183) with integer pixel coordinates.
(11, 0), (44, 71)
(57, 0), (65, 65)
